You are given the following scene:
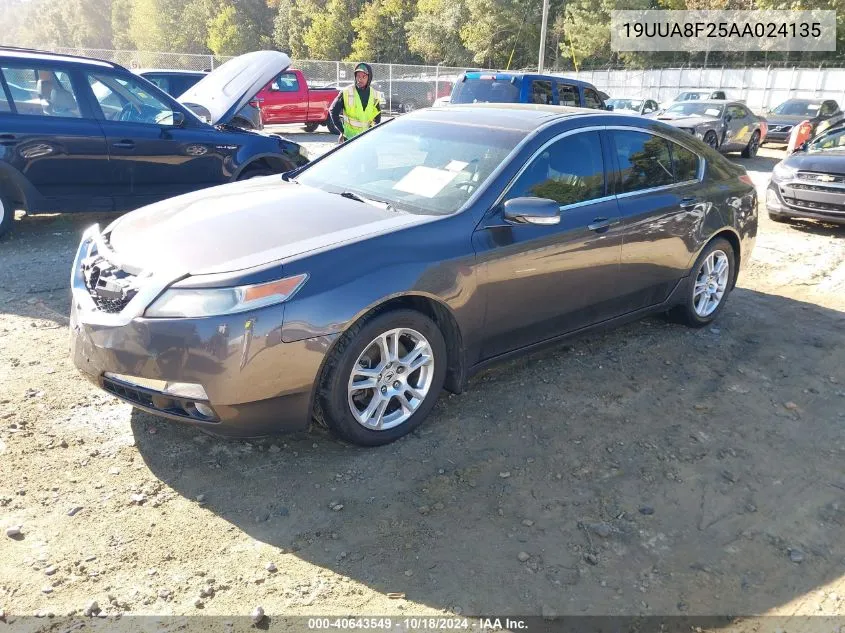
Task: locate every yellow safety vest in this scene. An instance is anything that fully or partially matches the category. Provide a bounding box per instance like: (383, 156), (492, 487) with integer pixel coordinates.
(341, 84), (382, 139)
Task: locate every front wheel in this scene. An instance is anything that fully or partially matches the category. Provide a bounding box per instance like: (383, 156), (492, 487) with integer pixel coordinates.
(741, 131), (760, 158)
(316, 309), (447, 446)
(669, 238), (735, 327)
(703, 131), (719, 149)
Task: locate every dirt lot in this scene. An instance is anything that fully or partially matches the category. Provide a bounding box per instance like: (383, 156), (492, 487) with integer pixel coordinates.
(1, 137), (845, 625)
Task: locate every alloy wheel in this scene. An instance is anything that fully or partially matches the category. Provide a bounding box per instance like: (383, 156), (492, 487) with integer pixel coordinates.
(704, 132), (718, 148)
(347, 328), (435, 430)
(693, 249), (730, 317)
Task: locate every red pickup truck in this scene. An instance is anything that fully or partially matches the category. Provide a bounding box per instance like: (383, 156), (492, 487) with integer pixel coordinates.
(254, 69), (340, 132)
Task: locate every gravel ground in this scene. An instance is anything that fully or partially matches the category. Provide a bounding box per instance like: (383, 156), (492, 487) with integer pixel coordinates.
(1, 132), (845, 627)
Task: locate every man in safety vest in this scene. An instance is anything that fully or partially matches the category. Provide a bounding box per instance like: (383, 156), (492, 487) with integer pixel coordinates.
(328, 62), (382, 143)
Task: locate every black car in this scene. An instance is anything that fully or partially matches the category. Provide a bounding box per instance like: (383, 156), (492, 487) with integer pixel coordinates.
(763, 98), (843, 145)
(70, 104), (757, 446)
(648, 100), (766, 157)
(0, 48), (310, 238)
(767, 120), (845, 225)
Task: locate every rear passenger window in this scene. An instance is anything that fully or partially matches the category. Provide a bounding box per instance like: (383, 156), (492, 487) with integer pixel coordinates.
(531, 80), (553, 105)
(671, 142), (700, 182)
(612, 130), (673, 193)
(584, 89), (603, 109)
(558, 84), (578, 107)
(506, 131), (605, 206)
(1, 67), (82, 118)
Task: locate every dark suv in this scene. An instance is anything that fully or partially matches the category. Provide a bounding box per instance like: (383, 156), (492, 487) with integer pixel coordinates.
(0, 48), (310, 238)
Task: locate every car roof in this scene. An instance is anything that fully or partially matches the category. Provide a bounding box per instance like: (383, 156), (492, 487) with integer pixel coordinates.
(462, 71), (597, 89)
(406, 103), (631, 132)
(0, 46), (118, 69)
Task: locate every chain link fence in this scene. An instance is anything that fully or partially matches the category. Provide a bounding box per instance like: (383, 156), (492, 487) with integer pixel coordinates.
(50, 47), (845, 114)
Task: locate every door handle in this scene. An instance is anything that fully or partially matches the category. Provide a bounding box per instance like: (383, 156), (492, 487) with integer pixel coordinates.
(0, 133), (16, 146)
(588, 217), (617, 232)
(112, 140), (135, 150)
(679, 197), (700, 209)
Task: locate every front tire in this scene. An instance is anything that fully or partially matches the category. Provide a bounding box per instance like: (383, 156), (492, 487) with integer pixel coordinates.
(703, 131), (719, 149)
(669, 238), (735, 327)
(0, 193), (13, 240)
(316, 309), (447, 446)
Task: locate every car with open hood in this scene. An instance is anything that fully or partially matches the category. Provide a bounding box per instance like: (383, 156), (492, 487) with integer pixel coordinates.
(69, 103), (757, 447)
(134, 68), (264, 131)
(0, 47), (309, 238)
(648, 99), (766, 157)
(767, 120), (845, 225)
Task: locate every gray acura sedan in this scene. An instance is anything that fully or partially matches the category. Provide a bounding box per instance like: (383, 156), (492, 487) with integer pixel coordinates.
(70, 104), (757, 446)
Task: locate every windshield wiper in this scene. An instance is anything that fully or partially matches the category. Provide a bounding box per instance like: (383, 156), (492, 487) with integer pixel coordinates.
(337, 191), (398, 213)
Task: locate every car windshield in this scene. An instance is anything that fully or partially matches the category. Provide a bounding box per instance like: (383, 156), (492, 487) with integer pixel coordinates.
(771, 100), (822, 116)
(607, 98), (643, 112)
(295, 116), (525, 216)
(450, 77), (520, 104)
(808, 126), (845, 151)
(665, 102), (723, 117)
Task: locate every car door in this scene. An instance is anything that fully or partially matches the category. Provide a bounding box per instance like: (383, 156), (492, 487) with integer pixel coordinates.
(0, 63), (111, 212)
(609, 128), (705, 312)
(723, 104), (751, 149)
(473, 128), (623, 359)
(261, 72), (305, 123)
(81, 70), (230, 209)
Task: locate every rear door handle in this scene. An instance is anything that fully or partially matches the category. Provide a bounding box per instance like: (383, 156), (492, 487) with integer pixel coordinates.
(588, 217), (618, 232)
(679, 197), (700, 209)
(112, 140), (135, 150)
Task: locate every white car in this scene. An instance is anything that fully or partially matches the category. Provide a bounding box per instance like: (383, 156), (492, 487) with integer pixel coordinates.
(660, 89), (728, 111)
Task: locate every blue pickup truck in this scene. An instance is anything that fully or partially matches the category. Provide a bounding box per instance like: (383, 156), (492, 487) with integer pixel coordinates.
(446, 71), (609, 110)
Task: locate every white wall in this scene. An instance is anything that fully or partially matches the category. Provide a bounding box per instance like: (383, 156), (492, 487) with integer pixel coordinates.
(566, 66), (845, 112)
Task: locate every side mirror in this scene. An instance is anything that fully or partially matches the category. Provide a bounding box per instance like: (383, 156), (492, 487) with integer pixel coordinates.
(503, 197), (560, 226)
(171, 111), (185, 128)
(605, 104), (614, 111)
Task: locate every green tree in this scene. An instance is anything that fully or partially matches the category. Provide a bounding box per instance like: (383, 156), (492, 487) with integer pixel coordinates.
(207, 2), (260, 55)
(272, 0), (293, 51)
(287, 0), (322, 57)
(348, 0), (419, 63)
(174, 0), (220, 53)
(303, 0), (359, 59)
(406, 0), (470, 64)
(460, 0), (540, 69)
(112, 0), (136, 48)
(129, 0), (184, 51)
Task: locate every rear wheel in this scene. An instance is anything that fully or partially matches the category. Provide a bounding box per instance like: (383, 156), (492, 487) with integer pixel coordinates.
(0, 193), (13, 240)
(316, 309), (447, 446)
(741, 131), (761, 158)
(669, 237), (735, 327)
(303, 122), (319, 133)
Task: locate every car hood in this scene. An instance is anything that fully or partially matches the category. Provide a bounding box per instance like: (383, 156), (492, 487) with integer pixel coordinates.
(177, 50), (290, 125)
(785, 149), (845, 175)
(105, 178), (431, 277)
(656, 114), (720, 126)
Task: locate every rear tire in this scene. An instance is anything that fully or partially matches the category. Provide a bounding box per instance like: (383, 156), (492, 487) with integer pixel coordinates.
(669, 237), (735, 328)
(0, 194), (13, 240)
(303, 122), (319, 133)
(741, 131), (760, 158)
(316, 309), (447, 446)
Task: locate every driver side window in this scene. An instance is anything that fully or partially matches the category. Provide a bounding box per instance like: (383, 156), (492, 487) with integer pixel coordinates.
(87, 73), (175, 124)
(505, 131), (605, 207)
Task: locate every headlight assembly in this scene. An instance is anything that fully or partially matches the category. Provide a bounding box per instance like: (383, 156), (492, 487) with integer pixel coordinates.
(144, 274), (308, 318)
(772, 162), (798, 182)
